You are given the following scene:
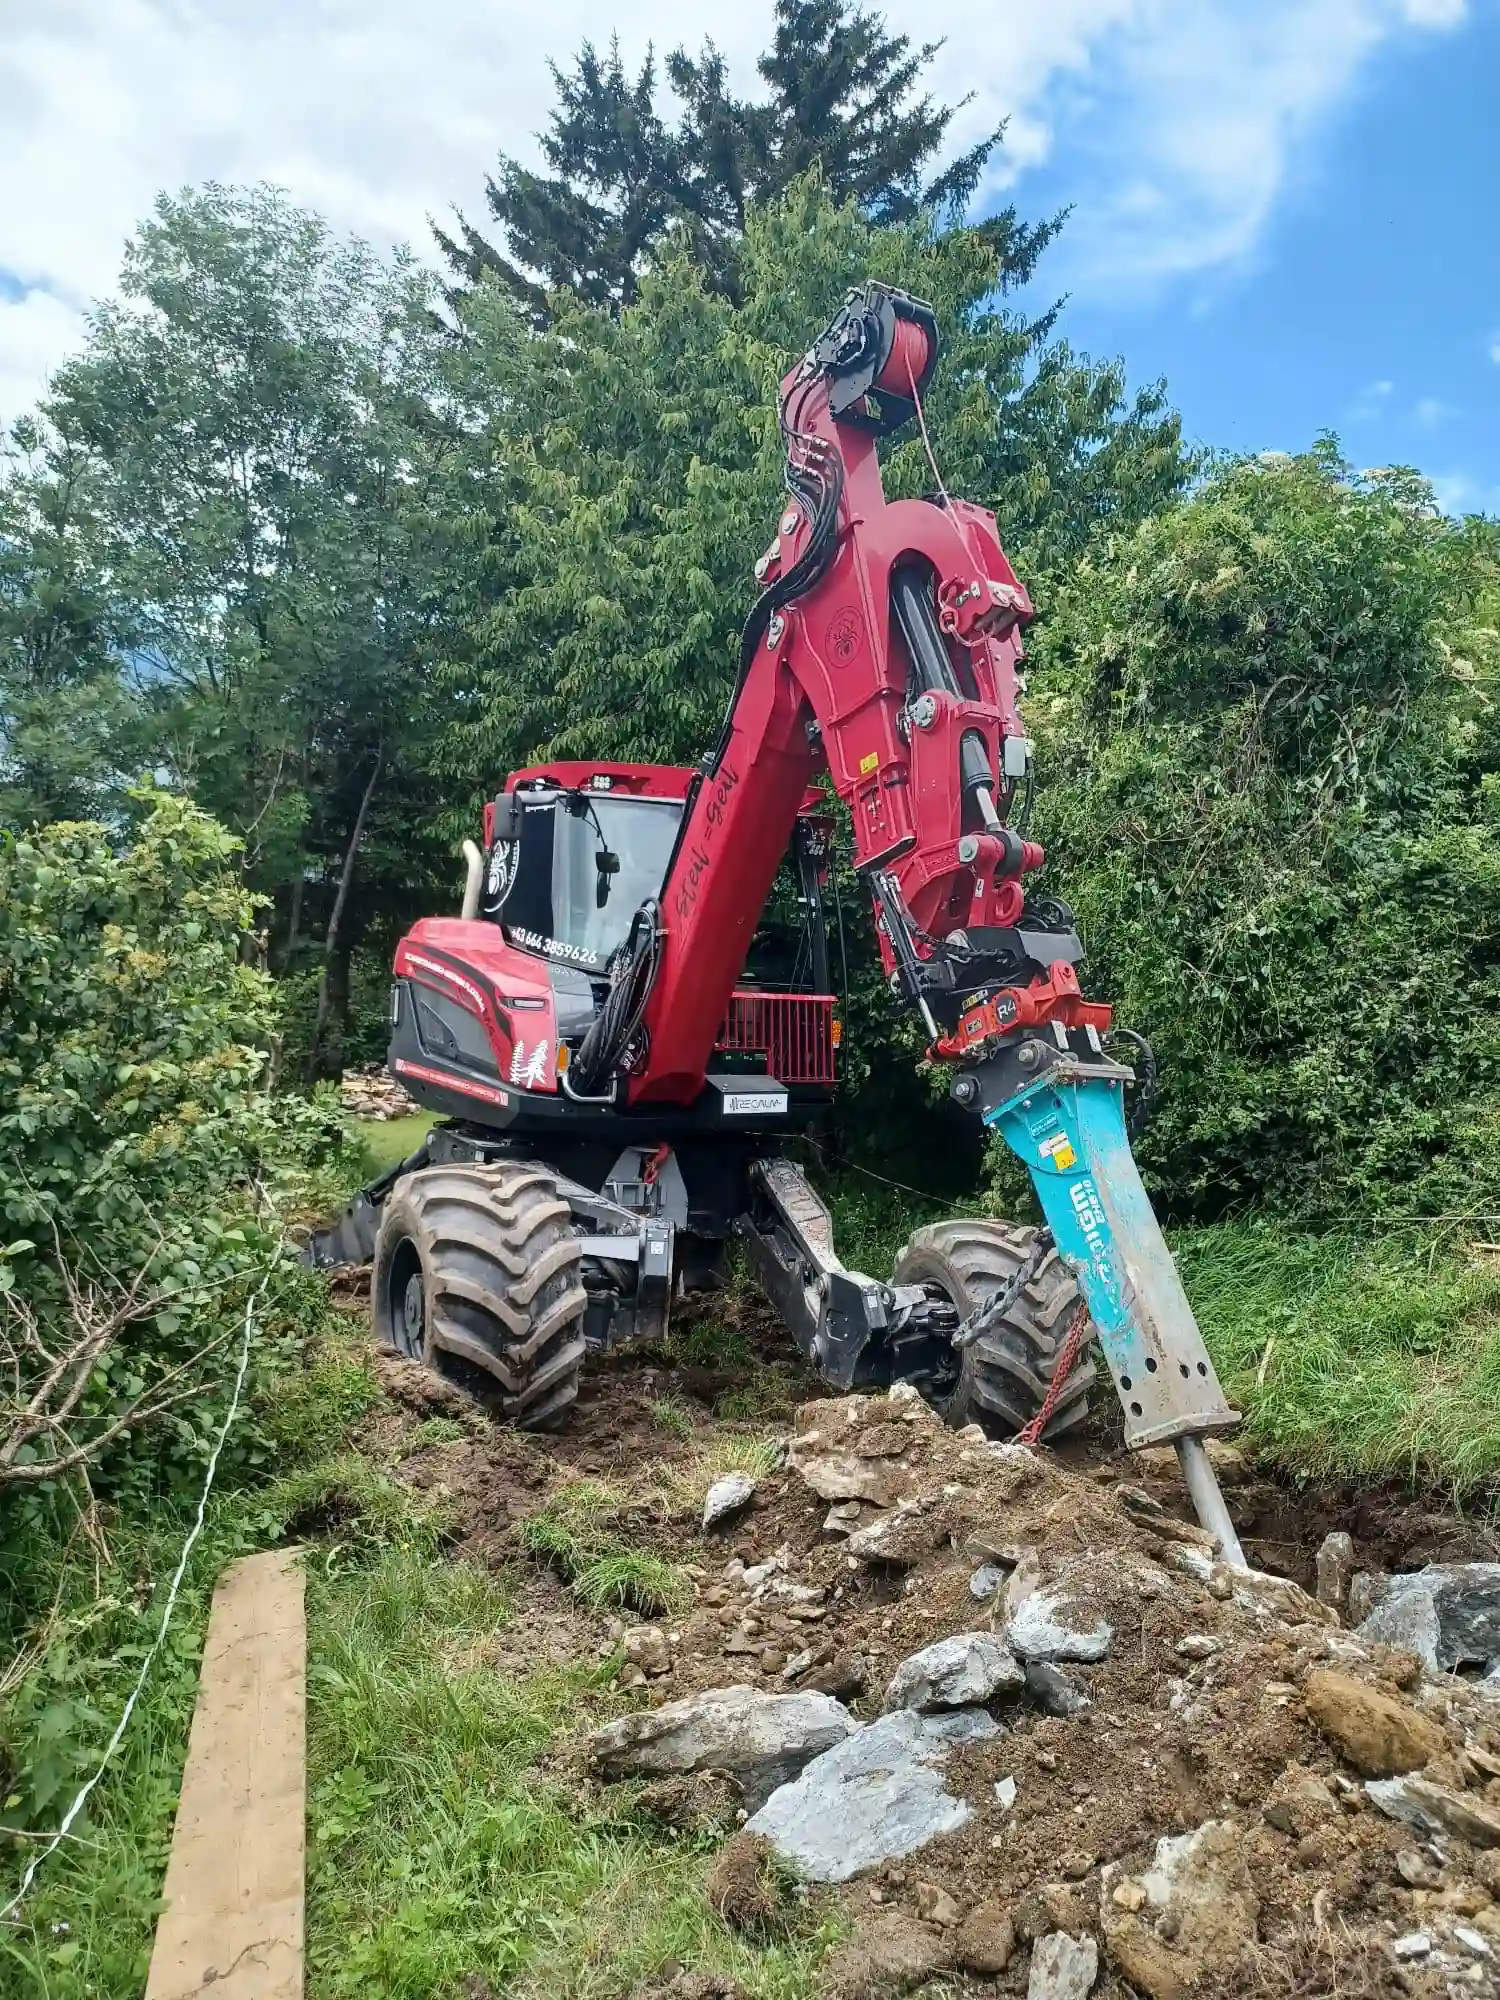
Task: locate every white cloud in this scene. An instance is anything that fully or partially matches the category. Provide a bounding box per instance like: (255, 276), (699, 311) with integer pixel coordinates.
(1024, 0), (1468, 297)
(0, 0), (1474, 421)
(1414, 395), (1451, 427)
(1429, 470), (1500, 515)
(1348, 377), (1396, 422)
(1489, 336), (1500, 365)
(0, 288), (88, 431)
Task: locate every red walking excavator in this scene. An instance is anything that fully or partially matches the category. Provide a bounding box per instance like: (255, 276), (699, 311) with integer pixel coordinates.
(310, 281), (1248, 1556)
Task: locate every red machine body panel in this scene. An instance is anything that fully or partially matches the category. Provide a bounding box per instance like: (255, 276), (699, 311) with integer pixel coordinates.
(396, 919), (561, 1094)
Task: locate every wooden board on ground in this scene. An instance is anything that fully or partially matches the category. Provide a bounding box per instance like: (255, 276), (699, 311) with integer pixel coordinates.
(145, 1549), (306, 1999)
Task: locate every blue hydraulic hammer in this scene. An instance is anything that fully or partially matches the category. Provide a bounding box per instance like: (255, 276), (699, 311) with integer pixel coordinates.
(972, 1026), (1248, 1567)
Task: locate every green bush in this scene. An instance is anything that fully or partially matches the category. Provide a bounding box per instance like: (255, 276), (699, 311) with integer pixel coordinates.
(0, 793), (342, 1506)
(1179, 1221), (1500, 1491)
(1027, 445), (1500, 1221)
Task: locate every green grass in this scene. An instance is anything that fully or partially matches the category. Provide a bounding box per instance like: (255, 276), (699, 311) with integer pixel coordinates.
(0, 1319), (389, 1996)
(1180, 1220), (1500, 1494)
(647, 1396), (696, 1440)
(355, 1112), (437, 1179)
(305, 1546), (840, 1999)
(518, 1481), (691, 1618)
(401, 1415), (470, 1452)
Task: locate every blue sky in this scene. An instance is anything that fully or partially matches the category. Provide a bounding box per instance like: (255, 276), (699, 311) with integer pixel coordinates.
(1014, 1), (1500, 508)
(0, 1), (1494, 513)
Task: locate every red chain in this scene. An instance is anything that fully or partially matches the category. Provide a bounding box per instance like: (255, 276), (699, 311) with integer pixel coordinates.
(1015, 1299), (1092, 1449)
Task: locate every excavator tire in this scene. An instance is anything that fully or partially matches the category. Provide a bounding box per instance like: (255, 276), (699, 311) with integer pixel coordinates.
(892, 1217), (1096, 1441)
(372, 1161), (587, 1430)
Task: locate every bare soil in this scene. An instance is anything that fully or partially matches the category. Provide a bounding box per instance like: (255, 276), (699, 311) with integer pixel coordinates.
(346, 1279), (1500, 1998)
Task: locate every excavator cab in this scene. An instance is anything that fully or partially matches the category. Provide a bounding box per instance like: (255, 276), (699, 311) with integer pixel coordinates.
(481, 771), (685, 972)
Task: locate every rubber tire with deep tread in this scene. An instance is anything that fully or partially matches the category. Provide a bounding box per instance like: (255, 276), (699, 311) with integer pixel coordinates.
(371, 1161), (587, 1429)
(892, 1217), (1096, 1440)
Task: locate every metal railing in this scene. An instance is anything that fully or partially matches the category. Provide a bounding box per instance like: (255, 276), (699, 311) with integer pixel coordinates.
(715, 990), (837, 1085)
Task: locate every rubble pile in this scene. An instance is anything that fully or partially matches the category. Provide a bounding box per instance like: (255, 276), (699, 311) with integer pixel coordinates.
(339, 1065), (419, 1121)
(579, 1386), (1500, 1996)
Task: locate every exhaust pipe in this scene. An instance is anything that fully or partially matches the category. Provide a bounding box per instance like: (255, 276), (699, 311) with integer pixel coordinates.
(460, 839), (483, 920)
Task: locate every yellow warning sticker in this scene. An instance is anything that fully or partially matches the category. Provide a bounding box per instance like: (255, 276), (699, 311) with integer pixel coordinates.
(1041, 1133), (1077, 1170)
(859, 751), (879, 775)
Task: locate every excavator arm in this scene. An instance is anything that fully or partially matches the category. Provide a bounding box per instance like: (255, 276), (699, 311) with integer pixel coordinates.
(633, 282), (1060, 1105)
(636, 282), (1247, 1560)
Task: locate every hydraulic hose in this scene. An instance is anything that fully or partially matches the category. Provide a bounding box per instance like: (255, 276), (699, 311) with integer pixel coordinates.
(570, 898), (664, 1094)
(707, 366), (845, 774)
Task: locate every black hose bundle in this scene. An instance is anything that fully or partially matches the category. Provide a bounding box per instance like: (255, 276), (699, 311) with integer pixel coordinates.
(569, 899), (664, 1095)
(707, 363), (845, 773)
(1107, 1027), (1161, 1139)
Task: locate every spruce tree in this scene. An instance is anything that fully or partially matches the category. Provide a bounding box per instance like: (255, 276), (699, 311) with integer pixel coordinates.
(435, 0), (1011, 313)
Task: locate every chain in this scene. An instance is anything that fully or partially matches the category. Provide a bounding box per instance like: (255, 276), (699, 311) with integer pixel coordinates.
(947, 1227), (1094, 1445)
(951, 1227), (1054, 1351)
(1015, 1297), (1093, 1448)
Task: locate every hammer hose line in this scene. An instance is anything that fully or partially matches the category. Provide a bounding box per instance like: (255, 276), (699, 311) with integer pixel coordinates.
(1107, 1027), (1161, 1138)
(651, 360), (850, 1079)
(570, 897), (664, 1094)
(707, 361), (846, 776)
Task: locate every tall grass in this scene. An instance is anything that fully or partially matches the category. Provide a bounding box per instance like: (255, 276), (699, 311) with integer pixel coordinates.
(1179, 1221), (1500, 1493)
(306, 1548), (840, 1998)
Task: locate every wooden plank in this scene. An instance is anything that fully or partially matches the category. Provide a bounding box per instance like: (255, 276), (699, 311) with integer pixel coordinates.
(145, 1549), (306, 2000)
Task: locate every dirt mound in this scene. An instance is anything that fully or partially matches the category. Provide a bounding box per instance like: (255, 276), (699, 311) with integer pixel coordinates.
(603, 1387), (1500, 1992)
(373, 1326), (1500, 1995)
(703, 1832), (784, 1934)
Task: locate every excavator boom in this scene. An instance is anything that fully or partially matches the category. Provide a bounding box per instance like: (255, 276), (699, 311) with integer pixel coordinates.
(636, 282), (1246, 1551)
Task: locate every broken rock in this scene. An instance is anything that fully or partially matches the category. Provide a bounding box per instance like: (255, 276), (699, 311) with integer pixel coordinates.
(1303, 1667), (1446, 1777)
(853, 1420), (908, 1458)
(1001, 1555), (1113, 1664)
(587, 1683), (858, 1810)
(1366, 1774), (1500, 1847)
(1174, 1635), (1219, 1660)
(1229, 1566), (1335, 1628)
(746, 1707), (995, 1881)
(845, 1502), (940, 1568)
(1357, 1563), (1500, 1672)
(914, 1880), (961, 1927)
(788, 1431), (914, 1507)
(1261, 1763), (1339, 1838)
(1024, 1661), (1092, 1717)
(883, 1631), (1025, 1714)
(703, 1472), (757, 1530)
(624, 1625), (672, 1677)
(970, 1562), (1006, 1602)
(955, 1900), (1016, 1974)
(1315, 1530), (1355, 1610)
(1027, 1931), (1098, 1999)
(1392, 1931), (1433, 1962)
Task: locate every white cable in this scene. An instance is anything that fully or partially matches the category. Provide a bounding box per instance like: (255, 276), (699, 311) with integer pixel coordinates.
(1, 1259), (273, 1925)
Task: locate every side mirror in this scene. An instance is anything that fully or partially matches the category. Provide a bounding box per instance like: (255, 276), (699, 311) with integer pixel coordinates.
(595, 849), (621, 908)
(491, 793), (520, 843)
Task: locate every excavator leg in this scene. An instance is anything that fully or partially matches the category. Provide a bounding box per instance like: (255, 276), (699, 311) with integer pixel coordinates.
(981, 1054), (1249, 1566)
